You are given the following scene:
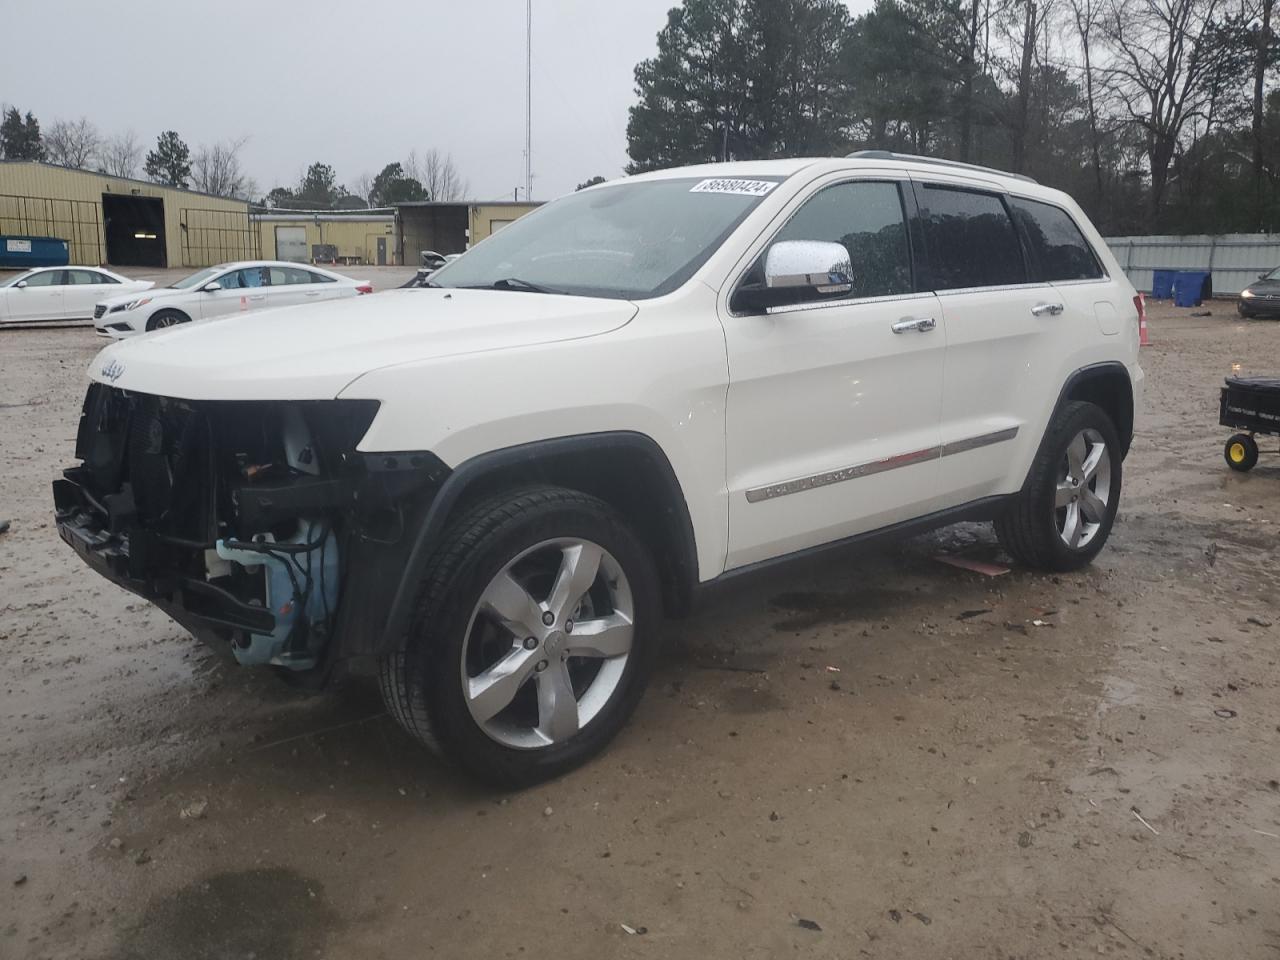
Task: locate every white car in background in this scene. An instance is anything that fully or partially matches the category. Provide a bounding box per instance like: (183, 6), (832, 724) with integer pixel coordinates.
(94, 260), (372, 338)
(0, 267), (154, 325)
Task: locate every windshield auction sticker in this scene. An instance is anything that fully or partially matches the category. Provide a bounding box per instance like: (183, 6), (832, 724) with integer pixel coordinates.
(689, 178), (778, 197)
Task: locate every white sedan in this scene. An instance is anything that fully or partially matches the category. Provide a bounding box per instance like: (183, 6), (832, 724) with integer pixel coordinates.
(94, 260), (372, 338)
(0, 267), (154, 325)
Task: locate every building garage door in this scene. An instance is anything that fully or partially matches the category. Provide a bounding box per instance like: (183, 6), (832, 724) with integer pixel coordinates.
(275, 226), (307, 262)
(102, 194), (166, 267)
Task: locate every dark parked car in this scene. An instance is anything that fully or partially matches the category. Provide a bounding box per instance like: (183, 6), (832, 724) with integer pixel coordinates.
(1237, 267), (1280, 318)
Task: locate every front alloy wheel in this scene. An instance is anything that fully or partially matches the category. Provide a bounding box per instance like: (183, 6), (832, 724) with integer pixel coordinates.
(463, 538), (634, 749)
(379, 486), (660, 787)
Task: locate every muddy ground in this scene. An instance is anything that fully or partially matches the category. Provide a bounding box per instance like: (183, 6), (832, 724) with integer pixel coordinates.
(2, 298), (1278, 959)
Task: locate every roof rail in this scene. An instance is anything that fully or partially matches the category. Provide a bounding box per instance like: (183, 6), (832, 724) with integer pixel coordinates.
(845, 150), (1038, 185)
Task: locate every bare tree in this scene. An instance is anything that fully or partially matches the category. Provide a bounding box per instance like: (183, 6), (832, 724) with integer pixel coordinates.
(407, 148), (469, 201)
(353, 171), (375, 208)
(45, 117), (100, 169)
(1067, 0), (1108, 205)
(1102, 0), (1224, 226)
(100, 129), (143, 179)
(191, 136), (256, 199)
(1252, 0), (1276, 223)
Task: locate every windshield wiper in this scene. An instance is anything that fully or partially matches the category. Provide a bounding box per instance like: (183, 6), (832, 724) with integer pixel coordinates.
(488, 277), (560, 294)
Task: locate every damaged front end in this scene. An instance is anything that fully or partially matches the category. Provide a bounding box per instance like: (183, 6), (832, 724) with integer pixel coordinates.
(53, 384), (446, 674)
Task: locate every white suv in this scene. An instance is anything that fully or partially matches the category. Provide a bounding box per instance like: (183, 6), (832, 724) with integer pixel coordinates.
(54, 153), (1142, 785)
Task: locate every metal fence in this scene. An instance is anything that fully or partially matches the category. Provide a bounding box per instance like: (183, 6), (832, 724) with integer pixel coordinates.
(1105, 234), (1280, 296)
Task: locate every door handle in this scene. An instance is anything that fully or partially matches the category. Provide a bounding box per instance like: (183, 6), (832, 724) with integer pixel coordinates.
(1031, 302), (1064, 317)
(304, 291), (321, 297)
(891, 316), (937, 334)
(248, 294), (267, 301)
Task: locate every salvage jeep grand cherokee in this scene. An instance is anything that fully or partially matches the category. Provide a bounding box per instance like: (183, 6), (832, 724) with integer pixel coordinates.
(54, 153), (1143, 786)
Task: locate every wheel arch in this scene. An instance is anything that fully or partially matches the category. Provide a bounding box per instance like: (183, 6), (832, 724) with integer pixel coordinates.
(375, 431), (699, 658)
(1046, 361), (1134, 462)
(146, 306), (192, 331)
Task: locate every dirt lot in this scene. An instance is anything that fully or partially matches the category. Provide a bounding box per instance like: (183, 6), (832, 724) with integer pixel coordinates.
(2, 299), (1278, 959)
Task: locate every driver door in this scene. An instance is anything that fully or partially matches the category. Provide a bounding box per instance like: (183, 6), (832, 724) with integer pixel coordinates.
(14, 269), (66, 320)
(721, 177), (947, 569)
(199, 267), (268, 319)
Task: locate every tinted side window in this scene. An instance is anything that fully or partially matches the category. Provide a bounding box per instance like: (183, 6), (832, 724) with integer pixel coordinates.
(268, 266), (313, 286)
(1009, 197), (1103, 281)
(920, 186), (1025, 290)
(25, 270), (61, 287)
(310, 271), (336, 283)
(67, 270), (100, 285)
(772, 181), (913, 299)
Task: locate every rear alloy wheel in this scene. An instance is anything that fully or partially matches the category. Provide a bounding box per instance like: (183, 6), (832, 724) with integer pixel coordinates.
(995, 401), (1123, 571)
(146, 309), (190, 331)
(379, 486), (660, 787)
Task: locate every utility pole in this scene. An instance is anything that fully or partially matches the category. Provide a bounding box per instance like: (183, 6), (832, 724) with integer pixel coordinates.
(524, 0), (533, 202)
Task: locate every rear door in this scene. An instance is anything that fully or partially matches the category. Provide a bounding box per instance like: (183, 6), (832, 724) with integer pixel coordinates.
(722, 176), (947, 568)
(305, 269), (350, 301)
(64, 269), (120, 319)
(266, 266), (317, 308)
(913, 178), (1060, 505)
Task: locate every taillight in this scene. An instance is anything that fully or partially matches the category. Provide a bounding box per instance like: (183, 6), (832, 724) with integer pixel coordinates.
(356, 283), (373, 295)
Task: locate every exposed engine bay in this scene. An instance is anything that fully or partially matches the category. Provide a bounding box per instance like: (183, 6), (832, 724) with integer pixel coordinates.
(53, 385), (445, 673)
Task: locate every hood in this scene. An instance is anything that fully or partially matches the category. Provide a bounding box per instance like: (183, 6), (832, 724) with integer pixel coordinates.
(1243, 278), (1280, 296)
(97, 284), (184, 308)
(87, 288), (638, 400)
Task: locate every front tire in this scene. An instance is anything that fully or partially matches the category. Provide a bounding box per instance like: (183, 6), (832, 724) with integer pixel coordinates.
(146, 309), (191, 331)
(995, 401), (1123, 571)
(379, 486), (661, 788)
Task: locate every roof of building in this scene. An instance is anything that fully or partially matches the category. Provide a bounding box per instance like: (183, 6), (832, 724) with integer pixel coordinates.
(0, 159), (251, 206)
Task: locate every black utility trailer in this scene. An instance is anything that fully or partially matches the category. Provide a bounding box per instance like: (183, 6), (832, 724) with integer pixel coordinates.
(1220, 376), (1280, 471)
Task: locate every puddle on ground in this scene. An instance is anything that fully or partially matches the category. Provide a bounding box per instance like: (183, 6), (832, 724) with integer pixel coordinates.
(107, 867), (340, 960)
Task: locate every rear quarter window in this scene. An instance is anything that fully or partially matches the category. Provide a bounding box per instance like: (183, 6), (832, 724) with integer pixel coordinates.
(919, 185), (1026, 290)
(1009, 197), (1104, 282)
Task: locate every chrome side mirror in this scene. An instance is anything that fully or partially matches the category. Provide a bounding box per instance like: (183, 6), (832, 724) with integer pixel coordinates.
(734, 240), (853, 311)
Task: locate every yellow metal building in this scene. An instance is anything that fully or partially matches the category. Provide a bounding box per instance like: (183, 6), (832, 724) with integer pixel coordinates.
(256, 213), (397, 265)
(0, 160), (252, 268)
(396, 200), (542, 263)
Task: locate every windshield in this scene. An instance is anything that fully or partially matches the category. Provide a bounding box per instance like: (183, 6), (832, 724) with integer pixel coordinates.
(0, 270), (36, 288)
(429, 176), (783, 300)
(169, 266), (224, 290)
(1262, 266), (1280, 281)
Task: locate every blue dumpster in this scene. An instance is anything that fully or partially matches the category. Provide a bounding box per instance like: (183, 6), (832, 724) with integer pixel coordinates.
(1173, 270), (1211, 308)
(0, 235), (70, 268)
(1150, 268), (1178, 299)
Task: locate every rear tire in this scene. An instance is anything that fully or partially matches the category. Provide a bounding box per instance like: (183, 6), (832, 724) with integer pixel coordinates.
(146, 309), (190, 331)
(1224, 433), (1258, 472)
(379, 485), (661, 788)
(995, 401), (1122, 571)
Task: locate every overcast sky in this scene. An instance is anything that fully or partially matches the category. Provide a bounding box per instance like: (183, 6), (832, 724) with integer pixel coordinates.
(6, 0), (873, 202)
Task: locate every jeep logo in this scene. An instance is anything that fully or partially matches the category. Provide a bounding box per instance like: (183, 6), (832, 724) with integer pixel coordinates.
(100, 359), (125, 383)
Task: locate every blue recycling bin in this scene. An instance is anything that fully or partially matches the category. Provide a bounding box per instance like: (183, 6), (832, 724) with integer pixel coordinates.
(1173, 270), (1211, 308)
(1150, 268), (1178, 299)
